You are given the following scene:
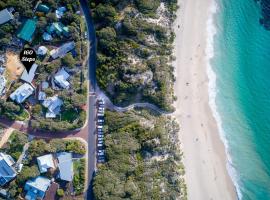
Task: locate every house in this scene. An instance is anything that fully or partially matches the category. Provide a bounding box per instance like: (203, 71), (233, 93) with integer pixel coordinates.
(20, 63), (38, 83)
(37, 154), (55, 173)
(10, 83), (34, 104)
(57, 152), (73, 182)
(38, 91), (46, 101)
(37, 46), (48, 56)
(36, 4), (50, 14)
(55, 7), (66, 19)
(50, 41), (75, 59)
(54, 68), (70, 89)
(42, 32), (53, 41)
(42, 96), (63, 118)
(17, 19), (37, 42)
(0, 153), (17, 186)
(24, 176), (51, 200)
(0, 75), (6, 96)
(0, 8), (13, 25)
(47, 22), (69, 37)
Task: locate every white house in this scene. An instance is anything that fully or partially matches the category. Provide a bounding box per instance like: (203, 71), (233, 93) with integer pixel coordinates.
(37, 46), (48, 56)
(38, 91), (46, 101)
(42, 96), (63, 118)
(0, 9), (13, 25)
(37, 154), (55, 173)
(10, 83), (34, 103)
(20, 63), (38, 83)
(54, 68), (70, 89)
(50, 41), (75, 59)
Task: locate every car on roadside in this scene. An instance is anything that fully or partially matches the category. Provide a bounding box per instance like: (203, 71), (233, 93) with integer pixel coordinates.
(97, 143), (103, 148)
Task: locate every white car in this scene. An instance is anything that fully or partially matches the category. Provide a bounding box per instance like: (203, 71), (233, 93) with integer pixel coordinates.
(97, 143), (103, 147)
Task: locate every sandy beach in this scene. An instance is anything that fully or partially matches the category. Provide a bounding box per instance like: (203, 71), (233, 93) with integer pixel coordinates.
(173, 0), (237, 199)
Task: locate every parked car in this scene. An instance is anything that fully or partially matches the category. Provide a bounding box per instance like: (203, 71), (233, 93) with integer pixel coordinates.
(97, 143), (103, 148)
(97, 138), (104, 142)
(98, 135), (104, 138)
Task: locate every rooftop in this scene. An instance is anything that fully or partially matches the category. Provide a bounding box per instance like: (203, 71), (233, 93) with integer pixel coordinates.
(37, 154), (55, 173)
(0, 8), (13, 25)
(50, 41), (75, 59)
(17, 19), (37, 42)
(10, 83), (34, 104)
(0, 153), (16, 186)
(42, 96), (63, 118)
(57, 152), (73, 182)
(54, 68), (70, 89)
(25, 176), (51, 200)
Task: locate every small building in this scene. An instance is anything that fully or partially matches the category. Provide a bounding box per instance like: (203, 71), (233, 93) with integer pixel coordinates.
(37, 46), (48, 56)
(24, 176), (51, 200)
(36, 4), (50, 14)
(10, 83), (34, 104)
(55, 7), (66, 19)
(38, 91), (46, 101)
(42, 96), (63, 118)
(0, 8), (14, 25)
(50, 41), (75, 59)
(47, 22), (69, 37)
(37, 154), (55, 173)
(0, 153), (17, 186)
(42, 81), (49, 90)
(17, 19), (37, 42)
(42, 32), (52, 41)
(54, 68), (70, 89)
(20, 63), (38, 83)
(0, 75), (6, 96)
(57, 152), (73, 182)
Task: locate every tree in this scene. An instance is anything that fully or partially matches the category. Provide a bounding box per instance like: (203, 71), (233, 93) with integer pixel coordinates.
(37, 17), (47, 32)
(17, 165), (40, 184)
(48, 139), (66, 153)
(57, 189), (65, 197)
(61, 53), (76, 68)
(27, 139), (48, 159)
(93, 4), (117, 25)
(46, 12), (57, 23)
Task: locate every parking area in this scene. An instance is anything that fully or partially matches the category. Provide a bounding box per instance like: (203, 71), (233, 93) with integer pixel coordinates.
(96, 98), (105, 164)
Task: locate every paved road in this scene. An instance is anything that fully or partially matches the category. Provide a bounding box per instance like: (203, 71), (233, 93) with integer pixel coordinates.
(79, 0), (97, 199)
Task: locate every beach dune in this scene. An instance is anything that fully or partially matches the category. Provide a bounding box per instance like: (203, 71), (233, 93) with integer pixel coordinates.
(173, 0), (237, 199)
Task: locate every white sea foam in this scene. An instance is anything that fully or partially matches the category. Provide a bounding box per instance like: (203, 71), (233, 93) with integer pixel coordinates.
(206, 1), (242, 199)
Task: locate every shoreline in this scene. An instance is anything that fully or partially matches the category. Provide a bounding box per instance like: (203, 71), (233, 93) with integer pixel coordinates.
(172, 0), (237, 199)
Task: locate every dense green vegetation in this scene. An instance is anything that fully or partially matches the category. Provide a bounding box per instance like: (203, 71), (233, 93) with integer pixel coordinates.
(93, 110), (187, 200)
(26, 139), (86, 161)
(0, 99), (29, 121)
(90, 0), (178, 111)
(73, 158), (86, 195)
(1, 130), (27, 160)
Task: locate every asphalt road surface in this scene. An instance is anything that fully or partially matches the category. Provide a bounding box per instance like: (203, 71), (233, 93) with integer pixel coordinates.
(79, 0), (97, 199)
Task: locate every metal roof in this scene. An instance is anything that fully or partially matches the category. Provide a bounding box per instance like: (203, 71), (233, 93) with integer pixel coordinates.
(0, 9), (13, 25)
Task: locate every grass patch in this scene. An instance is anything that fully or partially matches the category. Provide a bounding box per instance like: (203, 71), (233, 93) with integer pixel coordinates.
(15, 109), (29, 121)
(61, 109), (78, 123)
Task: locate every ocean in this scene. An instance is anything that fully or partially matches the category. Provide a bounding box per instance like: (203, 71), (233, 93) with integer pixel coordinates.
(208, 0), (270, 199)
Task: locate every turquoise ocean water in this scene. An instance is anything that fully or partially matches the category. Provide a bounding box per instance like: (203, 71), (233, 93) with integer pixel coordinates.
(210, 0), (270, 199)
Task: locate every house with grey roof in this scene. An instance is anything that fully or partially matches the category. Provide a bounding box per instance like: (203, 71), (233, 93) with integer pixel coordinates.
(42, 96), (63, 118)
(50, 41), (75, 59)
(57, 152), (73, 182)
(24, 176), (51, 200)
(37, 154), (55, 173)
(10, 83), (34, 103)
(0, 8), (13, 25)
(54, 68), (70, 89)
(0, 153), (17, 186)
